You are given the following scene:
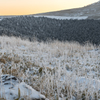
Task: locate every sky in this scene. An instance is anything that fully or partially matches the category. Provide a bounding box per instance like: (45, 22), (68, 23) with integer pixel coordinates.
(0, 0), (99, 15)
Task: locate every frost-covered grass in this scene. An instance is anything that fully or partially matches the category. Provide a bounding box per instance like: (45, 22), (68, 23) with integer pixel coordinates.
(0, 36), (100, 100)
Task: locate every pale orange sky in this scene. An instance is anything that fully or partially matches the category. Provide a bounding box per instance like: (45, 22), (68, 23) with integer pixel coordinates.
(0, 0), (99, 15)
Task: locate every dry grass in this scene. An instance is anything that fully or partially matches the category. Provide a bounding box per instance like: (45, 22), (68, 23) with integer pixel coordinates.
(0, 36), (100, 100)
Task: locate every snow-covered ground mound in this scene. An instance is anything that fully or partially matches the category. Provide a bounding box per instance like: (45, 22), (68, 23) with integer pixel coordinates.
(0, 36), (100, 99)
(0, 74), (46, 100)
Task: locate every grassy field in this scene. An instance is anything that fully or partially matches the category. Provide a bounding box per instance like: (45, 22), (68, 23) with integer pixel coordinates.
(0, 36), (100, 100)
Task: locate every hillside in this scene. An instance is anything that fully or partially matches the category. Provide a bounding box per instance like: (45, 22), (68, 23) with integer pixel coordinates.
(0, 16), (100, 45)
(34, 1), (100, 20)
(0, 1), (100, 100)
(0, 36), (100, 100)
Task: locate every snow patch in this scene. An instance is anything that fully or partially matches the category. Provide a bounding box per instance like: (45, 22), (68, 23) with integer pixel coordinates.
(0, 74), (46, 100)
(34, 15), (88, 20)
(0, 18), (2, 21)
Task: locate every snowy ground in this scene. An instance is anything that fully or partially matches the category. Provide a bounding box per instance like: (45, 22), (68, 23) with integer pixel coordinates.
(0, 18), (3, 21)
(34, 15), (88, 20)
(0, 74), (46, 100)
(0, 36), (100, 100)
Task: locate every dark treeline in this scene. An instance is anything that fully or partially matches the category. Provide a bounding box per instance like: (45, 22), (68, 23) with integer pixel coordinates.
(0, 16), (100, 45)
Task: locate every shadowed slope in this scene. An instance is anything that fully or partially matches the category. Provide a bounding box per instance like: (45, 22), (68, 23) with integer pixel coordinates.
(0, 16), (100, 45)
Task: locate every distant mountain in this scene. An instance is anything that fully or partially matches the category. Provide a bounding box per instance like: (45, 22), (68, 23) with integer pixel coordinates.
(34, 1), (100, 20)
(0, 1), (100, 20)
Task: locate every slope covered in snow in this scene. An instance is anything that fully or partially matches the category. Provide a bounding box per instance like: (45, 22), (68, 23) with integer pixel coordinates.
(0, 36), (100, 100)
